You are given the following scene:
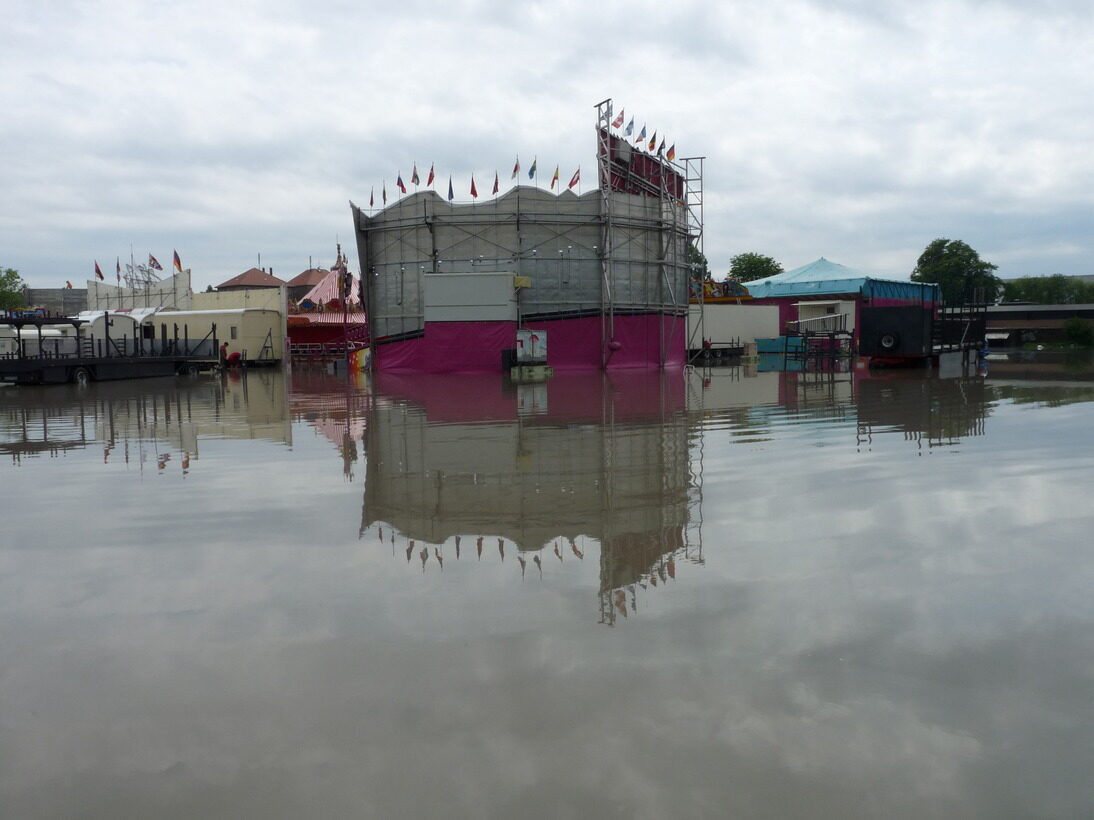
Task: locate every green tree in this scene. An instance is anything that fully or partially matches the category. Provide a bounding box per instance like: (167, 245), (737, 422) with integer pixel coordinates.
(0, 267), (27, 310)
(1002, 274), (1094, 304)
(911, 238), (1001, 305)
(729, 252), (783, 283)
(687, 243), (710, 280)
(1062, 317), (1094, 347)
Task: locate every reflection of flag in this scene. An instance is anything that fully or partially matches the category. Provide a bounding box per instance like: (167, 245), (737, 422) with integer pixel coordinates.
(528, 157), (537, 179)
(666, 144), (676, 161)
(447, 176), (454, 201)
(648, 131), (657, 152)
(470, 175), (478, 198)
(427, 163), (435, 186)
(611, 108), (625, 128)
(550, 166), (559, 189)
(411, 164), (419, 185)
(94, 261), (104, 280)
(492, 171), (499, 195)
(396, 173), (406, 194)
(624, 117), (634, 136)
(173, 250), (182, 273)
(568, 167), (580, 189)
(149, 254), (163, 270)
(511, 157), (520, 179)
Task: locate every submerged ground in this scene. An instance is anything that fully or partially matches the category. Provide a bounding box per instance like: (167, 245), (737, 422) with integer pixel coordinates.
(1, 358), (1091, 818)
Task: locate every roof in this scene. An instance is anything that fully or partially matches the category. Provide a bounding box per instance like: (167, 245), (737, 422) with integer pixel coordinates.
(216, 268), (287, 289)
(286, 268), (330, 287)
(299, 269), (361, 307)
(745, 257), (938, 301)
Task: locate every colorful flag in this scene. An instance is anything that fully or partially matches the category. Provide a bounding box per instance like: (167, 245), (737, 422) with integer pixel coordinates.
(568, 167), (580, 189)
(173, 250), (182, 273)
(648, 131), (657, 152)
(511, 156), (520, 179)
(427, 163), (435, 186)
(612, 108), (625, 128)
(411, 164), (420, 186)
(470, 175), (478, 198)
(65, 280), (73, 289)
(370, 188), (374, 207)
(625, 117), (634, 136)
(550, 165), (559, 189)
(528, 157), (537, 179)
(447, 176), (454, 201)
(666, 144), (676, 161)
(657, 137), (666, 154)
(397, 173), (406, 194)
(94, 261), (104, 280)
(149, 254), (163, 270)
(637, 124), (646, 145)
(492, 171), (499, 195)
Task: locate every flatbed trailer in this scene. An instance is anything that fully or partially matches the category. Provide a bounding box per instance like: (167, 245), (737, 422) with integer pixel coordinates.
(1, 312), (219, 386)
(0, 353), (217, 385)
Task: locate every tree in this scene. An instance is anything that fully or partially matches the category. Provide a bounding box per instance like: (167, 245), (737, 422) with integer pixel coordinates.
(0, 267), (26, 310)
(1002, 274), (1094, 304)
(686, 243), (710, 281)
(729, 252), (783, 283)
(911, 239), (1001, 305)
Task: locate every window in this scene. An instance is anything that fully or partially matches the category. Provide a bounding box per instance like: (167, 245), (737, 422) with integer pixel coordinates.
(230, 326), (238, 340)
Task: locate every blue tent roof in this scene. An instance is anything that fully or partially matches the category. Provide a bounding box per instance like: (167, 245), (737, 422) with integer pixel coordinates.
(745, 257), (938, 302)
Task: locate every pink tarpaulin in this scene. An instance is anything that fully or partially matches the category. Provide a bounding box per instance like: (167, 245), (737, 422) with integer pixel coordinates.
(373, 369), (686, 425)
(375, 313), (685, 373)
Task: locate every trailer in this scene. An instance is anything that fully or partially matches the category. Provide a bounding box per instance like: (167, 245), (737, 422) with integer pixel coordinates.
(146, 308), (282, 365)
(0, 313), (219, 386)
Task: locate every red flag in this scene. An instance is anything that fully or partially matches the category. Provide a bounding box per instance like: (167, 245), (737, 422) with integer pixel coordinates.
(470, 175), (478, 198)
(666, 144), (676, 161)
(492, 171), (499, 195)
(568, 167), (580, 189)
(427, 163), (435, 186)
(550, 165), (559, 189)
(94, 261), (104, 280)
(511, 157), (520, 179)
(173, 250), (182, 273)
(396, 173), (407, 194)
(611, 108), (625, 128)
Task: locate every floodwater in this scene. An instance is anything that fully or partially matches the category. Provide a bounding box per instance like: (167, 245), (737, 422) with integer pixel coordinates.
(1, 359), (1092, 818)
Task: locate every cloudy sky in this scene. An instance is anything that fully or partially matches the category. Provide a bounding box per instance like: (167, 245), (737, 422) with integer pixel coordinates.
(3, 0), (1093, 291)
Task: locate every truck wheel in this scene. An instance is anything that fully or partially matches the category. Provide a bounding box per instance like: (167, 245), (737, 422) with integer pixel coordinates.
(72, 366), (92, 386)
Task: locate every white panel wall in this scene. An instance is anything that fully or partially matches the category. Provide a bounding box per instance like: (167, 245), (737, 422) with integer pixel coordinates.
(688, 303), (781, 348)
(424, 273), (518, 323)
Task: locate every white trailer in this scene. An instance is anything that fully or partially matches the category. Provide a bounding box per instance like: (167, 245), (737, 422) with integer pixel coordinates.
(148, 309), (283, 364)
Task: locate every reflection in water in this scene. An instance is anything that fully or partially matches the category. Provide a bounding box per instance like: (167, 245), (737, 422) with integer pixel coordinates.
(2, 357), (1093, 816)
(360, 371), (697, 624)
(0, 370), (291, 469)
